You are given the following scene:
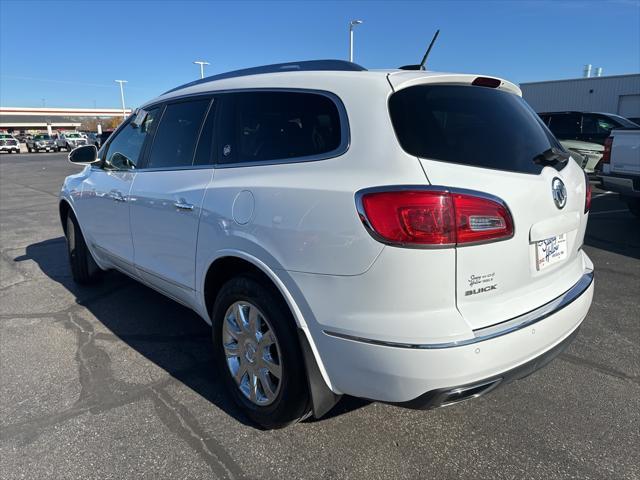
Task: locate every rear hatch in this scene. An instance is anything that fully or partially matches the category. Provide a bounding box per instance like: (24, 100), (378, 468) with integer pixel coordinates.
(388, 76), (590, 330)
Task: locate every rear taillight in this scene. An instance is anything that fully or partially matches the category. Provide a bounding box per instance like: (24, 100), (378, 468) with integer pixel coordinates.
(602, 137), (613, 165)
(585, 174), (592, 213)
(358, 189), (513, 247)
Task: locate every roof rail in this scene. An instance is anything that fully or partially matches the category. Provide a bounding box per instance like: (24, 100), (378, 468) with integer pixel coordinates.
(163, 60), (367, 94)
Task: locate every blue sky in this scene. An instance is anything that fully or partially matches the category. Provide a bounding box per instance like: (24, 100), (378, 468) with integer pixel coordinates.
(1, 0), (638, 109)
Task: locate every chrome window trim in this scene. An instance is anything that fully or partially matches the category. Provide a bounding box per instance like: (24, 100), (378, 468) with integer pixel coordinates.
(140, 88), (350, 171)
(354, 185), (515, 249)
(323, 269), (593, 349)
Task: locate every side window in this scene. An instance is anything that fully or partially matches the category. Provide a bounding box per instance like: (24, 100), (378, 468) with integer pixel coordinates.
(218, 91), (342, 164)
(146, 98), (211, 169)
(548, 114), (580, 136)
(596, 116), (619, 134)
(104, 109), (159, 170)
(581, 114), (598, 134)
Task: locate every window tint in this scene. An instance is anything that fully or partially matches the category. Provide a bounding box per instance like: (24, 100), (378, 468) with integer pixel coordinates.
(389, 85), (561, 175)
(147, 99), (210, 169)
(104, 109), (159, 170)
(218, 91), (341, 164)
(548, 114), (581, 136)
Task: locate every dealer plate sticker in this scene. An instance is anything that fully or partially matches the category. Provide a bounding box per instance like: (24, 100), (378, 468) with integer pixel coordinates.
(536, 233), (567, 270)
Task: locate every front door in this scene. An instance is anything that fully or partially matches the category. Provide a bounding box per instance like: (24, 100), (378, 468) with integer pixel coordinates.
(77, 109), (160, 273)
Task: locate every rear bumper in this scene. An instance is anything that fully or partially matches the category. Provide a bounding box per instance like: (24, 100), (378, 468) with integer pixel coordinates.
(394, 325), (580, 409)
(314, 267), (594, 403)
(600, 173), (640, 198)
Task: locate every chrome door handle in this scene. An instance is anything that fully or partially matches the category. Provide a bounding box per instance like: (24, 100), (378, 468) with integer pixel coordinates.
(174, 202), (194, 211)
(109, 190), (126, 202)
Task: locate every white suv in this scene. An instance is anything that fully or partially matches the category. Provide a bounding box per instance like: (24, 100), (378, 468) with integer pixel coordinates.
(59, 60), (594, 429)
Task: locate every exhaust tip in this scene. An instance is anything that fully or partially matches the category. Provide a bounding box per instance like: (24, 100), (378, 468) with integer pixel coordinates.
(440, 378), (502, 407)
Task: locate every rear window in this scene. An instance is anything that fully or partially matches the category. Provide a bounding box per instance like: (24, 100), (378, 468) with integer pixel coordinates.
(389, 85), (561, 174)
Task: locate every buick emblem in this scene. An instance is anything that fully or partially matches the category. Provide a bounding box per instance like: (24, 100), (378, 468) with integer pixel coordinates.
(552, 177), (567, 209)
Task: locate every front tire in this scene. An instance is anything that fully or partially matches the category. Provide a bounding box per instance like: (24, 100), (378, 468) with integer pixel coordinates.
(65, 212), (101, 284)
(211, 274), (311, 429)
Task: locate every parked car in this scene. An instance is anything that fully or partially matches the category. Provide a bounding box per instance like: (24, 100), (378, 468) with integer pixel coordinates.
(559, 139), (604, 174)
(539, 111), (639, 145)
(600, 127), (640, 217)
(60, 60), (594, 429)
(26, 134), (56, 152)
(0, 133), (20, 153)
(56, 132), (88, 151)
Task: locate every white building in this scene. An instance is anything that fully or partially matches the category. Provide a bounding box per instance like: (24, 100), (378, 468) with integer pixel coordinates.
(520, 74), (640, 118)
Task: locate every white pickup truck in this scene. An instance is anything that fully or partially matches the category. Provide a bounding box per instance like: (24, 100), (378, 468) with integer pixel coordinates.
(600, 128), (640, 218)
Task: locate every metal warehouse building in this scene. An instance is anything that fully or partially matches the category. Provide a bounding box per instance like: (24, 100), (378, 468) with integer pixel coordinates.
(520, 74), (640, 117)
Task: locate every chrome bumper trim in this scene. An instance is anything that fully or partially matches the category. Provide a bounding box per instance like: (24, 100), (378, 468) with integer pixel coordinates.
(323, 269), (593, 350)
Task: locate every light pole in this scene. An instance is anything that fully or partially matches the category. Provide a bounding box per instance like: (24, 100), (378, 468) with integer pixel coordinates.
(114, 80), (128, 118)
(193, 60), (210, 79)
(349, 20), (363, 62)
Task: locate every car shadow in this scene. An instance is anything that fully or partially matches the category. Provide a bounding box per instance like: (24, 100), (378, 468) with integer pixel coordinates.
(15, 237), (367, 428)
(585, 191), (640, 260)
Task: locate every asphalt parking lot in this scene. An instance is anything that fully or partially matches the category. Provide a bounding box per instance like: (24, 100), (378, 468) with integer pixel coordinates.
(1, 152), (638, 480)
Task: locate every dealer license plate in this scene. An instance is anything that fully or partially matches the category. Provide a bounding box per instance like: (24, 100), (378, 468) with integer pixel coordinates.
(536, 234), (567, 270)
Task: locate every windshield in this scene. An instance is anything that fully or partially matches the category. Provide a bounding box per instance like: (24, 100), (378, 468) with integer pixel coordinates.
(389, 85), (562, 174)
(0, 134), (12, 139)
(35, 135), (52, 140)
(66, 133), (82, 138)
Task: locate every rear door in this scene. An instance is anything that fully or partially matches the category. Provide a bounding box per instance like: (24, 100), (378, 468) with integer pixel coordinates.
(388, 82), (590, 329)
(129, 96), (215, 305)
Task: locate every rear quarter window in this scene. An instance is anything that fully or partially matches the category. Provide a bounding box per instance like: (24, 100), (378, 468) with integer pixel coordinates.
(389, 85), (561, 174)
(217, 91), (343, 165)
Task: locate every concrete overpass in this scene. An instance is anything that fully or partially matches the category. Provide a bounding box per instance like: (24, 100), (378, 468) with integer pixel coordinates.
(0, 107), (133, 133)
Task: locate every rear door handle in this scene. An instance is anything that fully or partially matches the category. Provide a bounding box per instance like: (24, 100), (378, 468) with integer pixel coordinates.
(109, 190), (126, 202)
(174, 202), (194, 211)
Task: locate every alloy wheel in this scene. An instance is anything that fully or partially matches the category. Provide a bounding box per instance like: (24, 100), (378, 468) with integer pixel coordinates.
(222, 301), (283, 406)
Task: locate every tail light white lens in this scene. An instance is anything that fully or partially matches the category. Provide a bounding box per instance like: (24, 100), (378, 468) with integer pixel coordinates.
(452, 193), (513, 244)
(359, 189), (513, 247)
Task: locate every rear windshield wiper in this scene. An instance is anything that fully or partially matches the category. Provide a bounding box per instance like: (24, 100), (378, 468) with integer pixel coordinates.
(532, 147), (570, 167)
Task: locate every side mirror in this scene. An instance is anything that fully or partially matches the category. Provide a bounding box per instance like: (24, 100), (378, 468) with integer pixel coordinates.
(68, 144), (98, 164)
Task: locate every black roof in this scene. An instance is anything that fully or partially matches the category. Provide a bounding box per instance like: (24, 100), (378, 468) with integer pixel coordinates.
(164, 59), (367, 94)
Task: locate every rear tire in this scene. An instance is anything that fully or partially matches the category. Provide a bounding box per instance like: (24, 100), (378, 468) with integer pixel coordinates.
(211, 274), (311, 429)
(65, 212), (102, 284)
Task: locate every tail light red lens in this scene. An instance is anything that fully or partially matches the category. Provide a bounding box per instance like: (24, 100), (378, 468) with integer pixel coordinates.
(602, 137), (613, 165)
(585, 175), (592, 213)
(359, 189), (513, 247)
(361, 191), (455, 245)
